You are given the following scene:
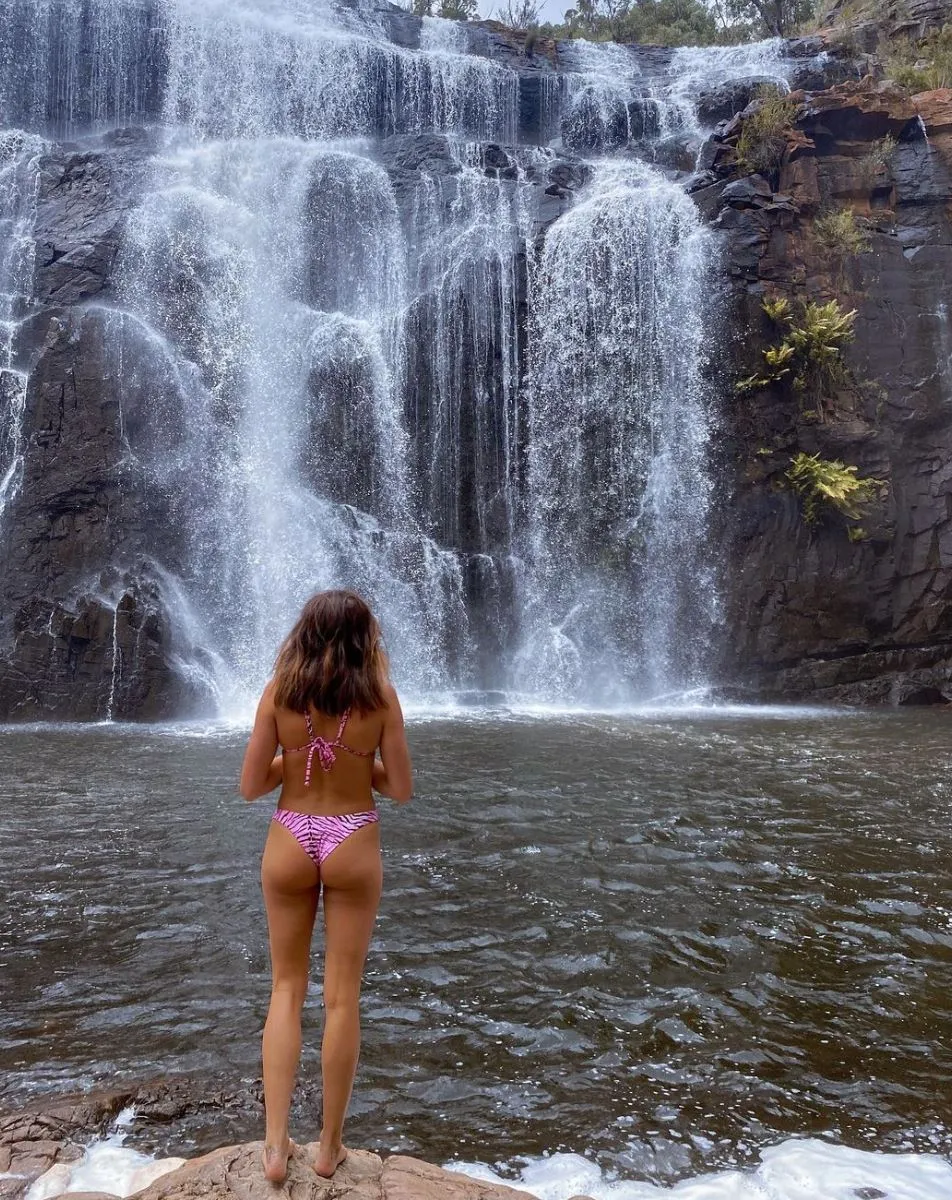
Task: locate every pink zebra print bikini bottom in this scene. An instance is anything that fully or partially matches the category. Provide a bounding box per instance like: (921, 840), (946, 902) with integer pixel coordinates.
(271, 808), (379, 867)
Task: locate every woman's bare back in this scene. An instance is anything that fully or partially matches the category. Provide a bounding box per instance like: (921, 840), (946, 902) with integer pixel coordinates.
(275, 703), (385, 815)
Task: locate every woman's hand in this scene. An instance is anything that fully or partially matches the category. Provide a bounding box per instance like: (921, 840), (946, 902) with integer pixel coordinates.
(371, 686), (413, 804)
(239, 684), (281, 801)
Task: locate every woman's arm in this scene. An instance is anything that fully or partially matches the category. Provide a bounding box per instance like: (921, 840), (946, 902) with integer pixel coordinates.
(372, 685), (413, 804)
(239, 684), (282, 801)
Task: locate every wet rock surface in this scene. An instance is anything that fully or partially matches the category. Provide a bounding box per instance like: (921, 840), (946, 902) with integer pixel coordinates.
(705, 75), (952, 703)
(0, 1090), (557, 1200)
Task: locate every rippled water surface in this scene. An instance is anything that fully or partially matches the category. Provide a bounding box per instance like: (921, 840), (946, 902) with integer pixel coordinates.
(2, 709), (952, 1185)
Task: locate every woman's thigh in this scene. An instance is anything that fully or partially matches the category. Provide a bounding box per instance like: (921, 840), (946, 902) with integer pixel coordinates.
(320, 824), (382, 1005)
(261, 822), (320, 989)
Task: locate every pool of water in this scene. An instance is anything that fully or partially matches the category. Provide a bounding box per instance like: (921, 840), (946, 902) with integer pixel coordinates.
(2, 707), (951, 1187)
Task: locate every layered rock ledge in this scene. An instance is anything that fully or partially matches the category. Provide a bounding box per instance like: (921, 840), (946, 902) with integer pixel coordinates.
(0, 1095), (580, 1200)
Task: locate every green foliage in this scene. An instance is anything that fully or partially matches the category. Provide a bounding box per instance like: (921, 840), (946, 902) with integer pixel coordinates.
(764, 341), (796, 371)
(735, 297), (857, 404)
(722, 0), (816, 37)
(785, 299), (857, 397)
(859, 134), (897, 186)
(813, 207), (871, 257)
(885, 25), (952, 92)
(735, 86), (800, 175)
(612, 0), (720, 44)
(763, 296), (791, 324)
(786, 452), (882, 525)
(555, 0), (723, 45)
(412, 0), (478, 16)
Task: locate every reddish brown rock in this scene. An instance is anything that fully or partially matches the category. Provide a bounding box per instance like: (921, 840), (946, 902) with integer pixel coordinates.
(916, 87), (952, 134)
(0, 1102), (118, 1200)
(800, 78), (919, 140)
(127, 1144), (536, 1200)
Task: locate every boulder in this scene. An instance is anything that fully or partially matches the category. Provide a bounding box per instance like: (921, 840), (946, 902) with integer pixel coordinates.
(695, 77), (777, 128)
(41, 1144), (543, 1200)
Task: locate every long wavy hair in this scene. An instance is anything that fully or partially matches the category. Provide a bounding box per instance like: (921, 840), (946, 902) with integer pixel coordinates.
(272, 590), (387, 715)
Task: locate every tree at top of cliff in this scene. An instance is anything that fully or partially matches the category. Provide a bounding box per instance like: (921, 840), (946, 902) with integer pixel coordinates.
(553, 0), (722, 45)
(410, 0), (479, 17)
(718, 0), (816, 37)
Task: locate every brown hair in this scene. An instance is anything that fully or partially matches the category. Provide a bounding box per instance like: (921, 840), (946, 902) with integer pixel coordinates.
(272, 590), (387, 715)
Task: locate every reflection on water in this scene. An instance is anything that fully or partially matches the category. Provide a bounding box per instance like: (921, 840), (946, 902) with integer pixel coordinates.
(1, 709), (951, 1185)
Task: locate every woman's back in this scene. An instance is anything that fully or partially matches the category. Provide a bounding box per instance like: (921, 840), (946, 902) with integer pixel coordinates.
(275, 702), (387, 815)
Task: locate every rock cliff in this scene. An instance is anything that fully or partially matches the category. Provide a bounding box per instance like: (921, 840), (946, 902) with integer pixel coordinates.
(702, 63), (952, 702)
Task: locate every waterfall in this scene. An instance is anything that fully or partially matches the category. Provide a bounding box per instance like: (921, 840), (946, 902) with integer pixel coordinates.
(517, 161), (714, 702)
(0, 0), (831, 715)
(118, 134), (467, 707)
(0, 130), (45, 524)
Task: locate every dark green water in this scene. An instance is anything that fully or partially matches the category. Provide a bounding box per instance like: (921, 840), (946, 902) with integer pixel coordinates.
(1, 708), (951, 1185)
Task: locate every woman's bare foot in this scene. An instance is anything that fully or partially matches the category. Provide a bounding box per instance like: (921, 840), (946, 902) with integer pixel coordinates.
(262, 1140), (291, 1184)
(312, 1141), (347, 1178)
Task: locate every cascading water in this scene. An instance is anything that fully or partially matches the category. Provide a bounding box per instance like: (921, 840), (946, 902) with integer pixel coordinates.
(0, 130), (45, 523)
(516, 161), (715, 703)
(116, 136), (466, 701)
(0, 0), (830, 715)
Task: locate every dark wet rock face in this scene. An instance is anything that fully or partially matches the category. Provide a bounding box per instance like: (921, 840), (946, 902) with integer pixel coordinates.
(707, 80), (952, 704)
(0, 304), (218, 720)
(695, 77), (778, 127)
(32, 133), (155, 307)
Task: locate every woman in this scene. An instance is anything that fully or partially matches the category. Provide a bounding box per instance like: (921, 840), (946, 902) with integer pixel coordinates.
(240, 590), (413, 1183)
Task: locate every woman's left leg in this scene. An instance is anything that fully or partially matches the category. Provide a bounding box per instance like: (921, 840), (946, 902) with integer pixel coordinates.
(260, 820), (319, 1180)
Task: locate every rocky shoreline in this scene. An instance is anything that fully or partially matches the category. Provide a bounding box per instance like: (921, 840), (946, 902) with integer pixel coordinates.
(0, 1089), (559, 1200)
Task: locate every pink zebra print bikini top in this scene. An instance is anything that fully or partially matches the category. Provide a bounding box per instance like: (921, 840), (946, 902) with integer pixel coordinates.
(285, 708), (374, 787)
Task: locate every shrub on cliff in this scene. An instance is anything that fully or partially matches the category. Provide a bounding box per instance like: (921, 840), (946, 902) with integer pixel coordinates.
(859, 134), (897, 187)
(786, 452), (882, 529)
(813, 207), (871, 257)
(885, 25), (952, 91)
(735, 86), (800, 175)
(737, 297), (857, 409)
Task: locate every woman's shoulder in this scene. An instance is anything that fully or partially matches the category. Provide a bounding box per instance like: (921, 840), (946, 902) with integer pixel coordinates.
(377, 681), (404, 722)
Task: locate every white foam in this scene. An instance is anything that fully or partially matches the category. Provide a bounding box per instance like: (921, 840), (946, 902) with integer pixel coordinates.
(23, 1135), (952, 1200)
(25, 1110), (185, 1200)
(446, 1140), (952, 1199)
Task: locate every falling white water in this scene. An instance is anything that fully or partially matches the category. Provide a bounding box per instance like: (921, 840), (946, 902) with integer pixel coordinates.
(936, 301), (952, 402)
(517, 160), (715, 703)
(559, 36), (800, 152)
(405, 140), (538, 555)
(118, 134), (470, 698)
(0, 0), (834, 713)
(665, 38), (796, 134)
(0, 129), (45, 523)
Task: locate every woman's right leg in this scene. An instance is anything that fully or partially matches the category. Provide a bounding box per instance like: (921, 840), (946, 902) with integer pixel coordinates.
(314, 822), (382, 1177)
(261, 821), (320, 1181)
